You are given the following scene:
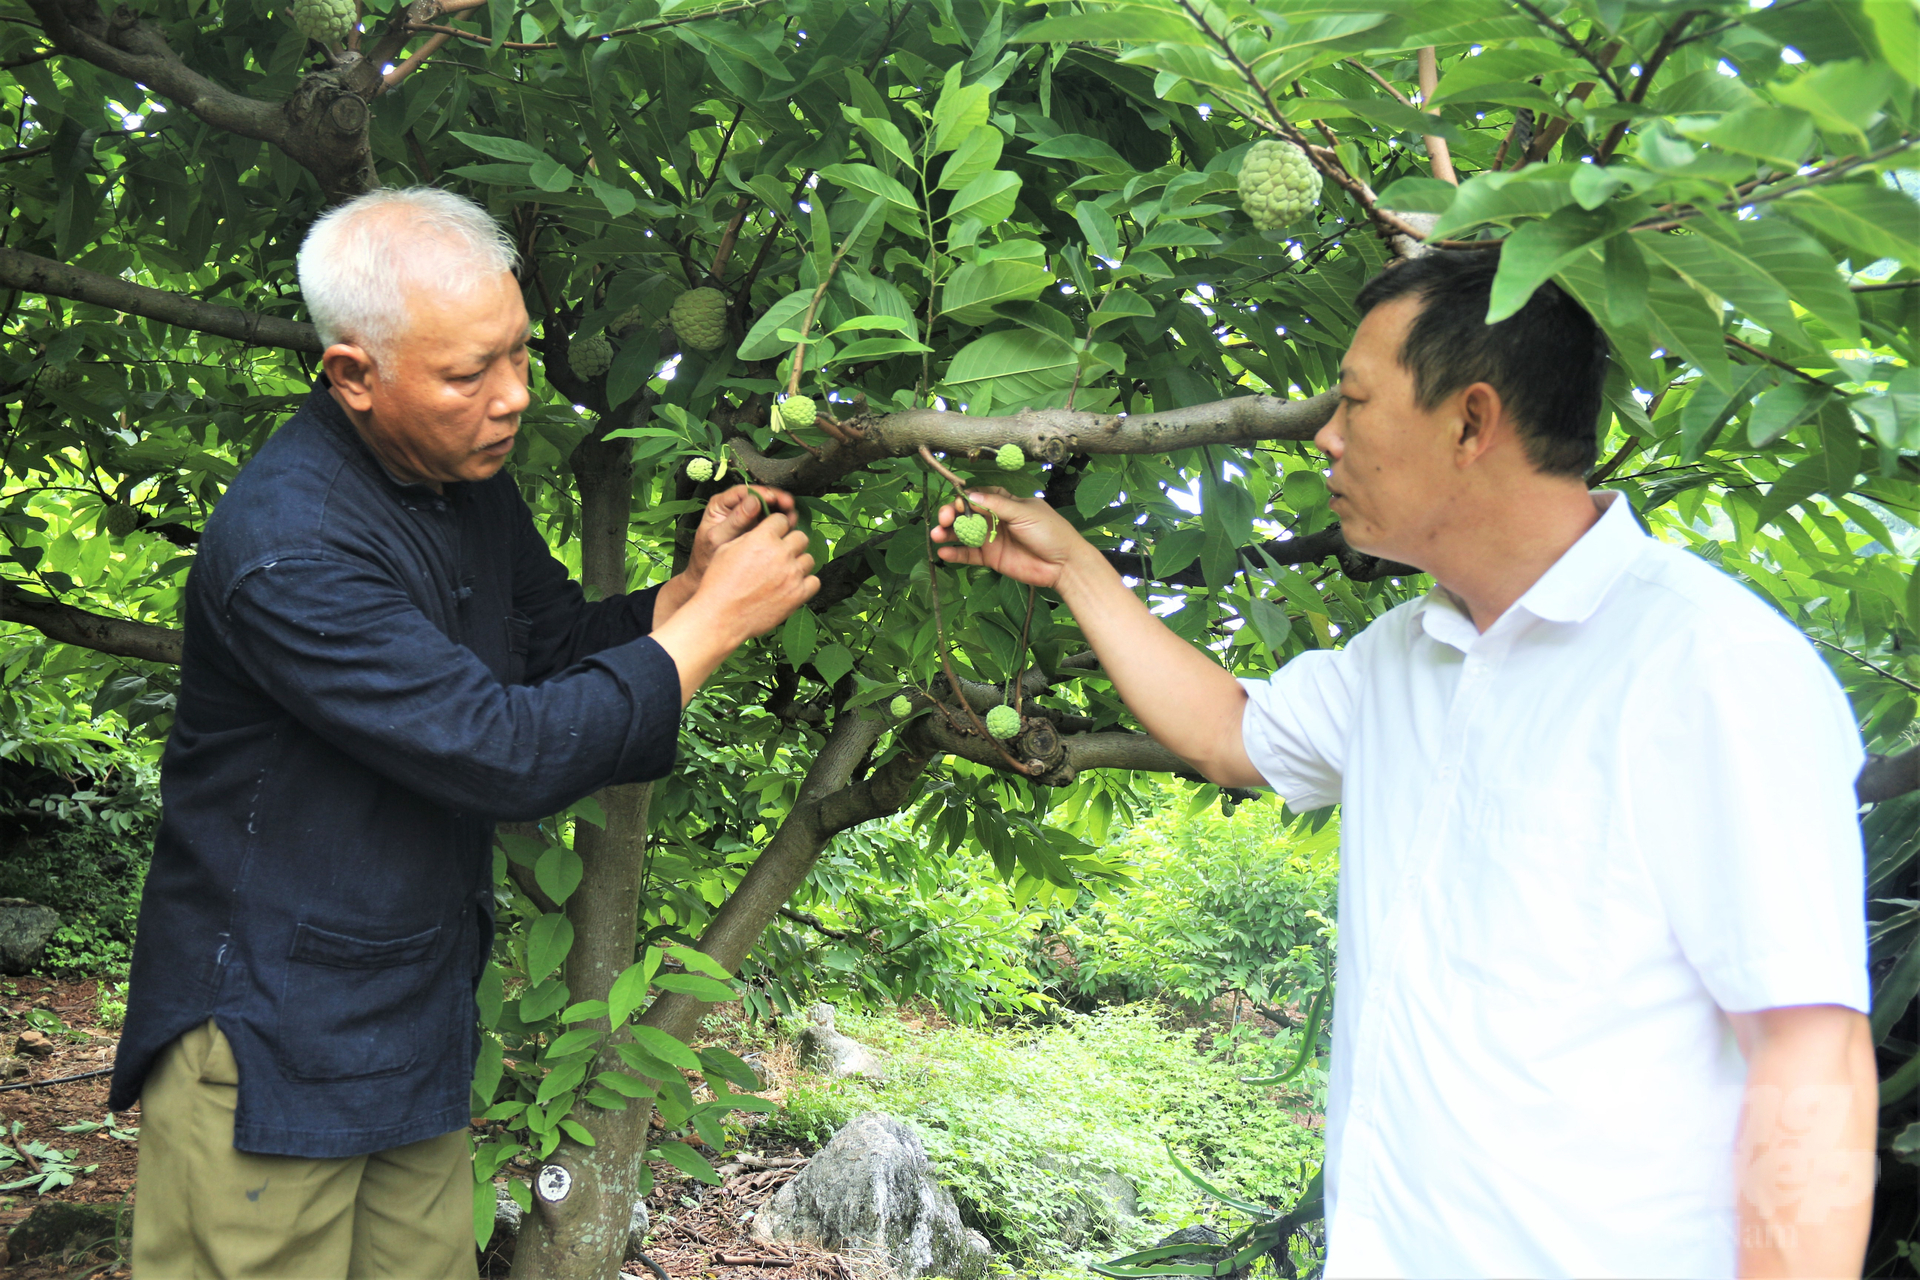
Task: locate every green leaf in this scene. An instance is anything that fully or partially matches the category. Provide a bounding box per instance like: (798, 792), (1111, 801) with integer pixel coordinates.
(1771, 59), (1899, 139)
(781, 606), (818, 666)
(476, 961), (504, 1030)
(650, 972), (738, 1002)
(472, 1034), (504, 1110)
(1426, 171), (1574, 240)
(654, 1141), (722, 1185)
(698, 1046), (764, 1091)
(1075, 202), (1121, 260)
(940, 128), (1007, 192)
(535, 844), (584, 906)
(527, 912), (574, 982)
(943, 257), (1052, 325)
(475, 1178), (498, 1251)
(529, 154), (575, 194)
(558, 1120), (596, 1147)
(842, 106), (915, 171)
(608, 956), (656, 1027)
(931, 71), (992, 153)
(519, 978), (570, 1024)
(946, 171), (1023, 230)
(630, 1025), (704, 1071)
(813, 643), (855, 686)
(1646, 274), (1732, 391)
(451, 132), (549, 165)
(594, 1070), (658, 1099)
(1675, 105), (1814, 167)
(1487, 203), (1647, 322)
(547, 1027), (604, 1058)
(587, 175), (636, 219)
(1780, 183), (1920, 269)
(821, 164), (918, 217)
(739, 290), (816, 362)
(534, 1057), (589, 1106)
(1747, 381), (1833, 448)
(944, 329), (1076, 396)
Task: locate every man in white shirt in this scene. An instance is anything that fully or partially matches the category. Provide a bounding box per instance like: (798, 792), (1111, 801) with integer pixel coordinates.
(933, 252), (1873, 1279)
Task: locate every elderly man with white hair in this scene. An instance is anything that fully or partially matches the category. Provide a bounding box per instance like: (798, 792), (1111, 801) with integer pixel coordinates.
(108, 187), (818, 1278)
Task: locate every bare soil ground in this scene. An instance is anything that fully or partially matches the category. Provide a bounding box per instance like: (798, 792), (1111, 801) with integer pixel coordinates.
(0, 981), (902, 1280)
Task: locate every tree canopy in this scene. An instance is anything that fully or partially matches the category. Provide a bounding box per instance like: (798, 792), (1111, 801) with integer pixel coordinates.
(3, 0), (1918, 1268)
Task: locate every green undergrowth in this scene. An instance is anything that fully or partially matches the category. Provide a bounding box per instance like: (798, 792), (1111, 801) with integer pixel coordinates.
(761, 1003), (1324, 1274)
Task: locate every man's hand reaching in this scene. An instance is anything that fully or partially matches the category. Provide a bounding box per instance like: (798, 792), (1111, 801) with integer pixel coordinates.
(650, 508), (818, 704)
(655, 484), (798, 627)
(930, 487), (1097, 591)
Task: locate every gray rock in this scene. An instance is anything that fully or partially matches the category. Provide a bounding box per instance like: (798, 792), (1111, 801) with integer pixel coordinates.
(1033, 1154), (1137, 1249)
(750, 1113), (990, 1280)
(798, 1004), (886, 1080)
(0, 900), (60, 976)
(7, 1202), (121, 1261)
(488, 1183), (649, 1261)
(1151, 1225), (1249, 1280)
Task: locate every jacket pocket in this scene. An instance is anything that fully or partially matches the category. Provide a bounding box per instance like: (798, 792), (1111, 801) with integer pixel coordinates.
(276, 922), (441, 1082)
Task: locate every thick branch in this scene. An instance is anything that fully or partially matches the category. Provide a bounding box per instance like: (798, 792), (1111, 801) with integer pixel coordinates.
(0, 246), (321, 350)
(1, 583), (182, 665)
(1102, 524), (1416, 587)
(25, 0), (290, 145)
(733, 389), (1340, 494)
(910, 712), (1201, 787)
(1859, 746), (1920, 807)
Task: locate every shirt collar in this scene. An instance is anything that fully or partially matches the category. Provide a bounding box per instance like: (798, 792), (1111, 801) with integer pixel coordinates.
(1415, 490), (1647, 647)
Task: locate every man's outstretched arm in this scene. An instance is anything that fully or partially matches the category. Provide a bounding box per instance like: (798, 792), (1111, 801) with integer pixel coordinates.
(1729, 1004), (1875, 1279)
(933, 487), (1265, 788)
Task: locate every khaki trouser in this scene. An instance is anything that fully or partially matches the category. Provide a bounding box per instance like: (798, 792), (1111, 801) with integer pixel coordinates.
(132, 1020), (477, 1280)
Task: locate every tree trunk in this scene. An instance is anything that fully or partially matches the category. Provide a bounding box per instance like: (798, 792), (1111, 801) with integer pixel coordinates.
(507, 417), (653, 1279)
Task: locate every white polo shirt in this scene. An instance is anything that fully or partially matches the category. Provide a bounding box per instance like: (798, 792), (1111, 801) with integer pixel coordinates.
(1240, 492), (1869, 1279)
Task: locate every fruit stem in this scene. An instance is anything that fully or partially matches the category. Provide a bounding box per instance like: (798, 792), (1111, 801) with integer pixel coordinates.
(917, 445), (974, 515)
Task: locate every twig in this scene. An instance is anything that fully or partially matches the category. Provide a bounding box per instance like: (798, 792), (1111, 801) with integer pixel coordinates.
(917, 445), (974, 513)
(1809, 636), (1920, 695)
(700, 107), (745, 199)
(1344, 58), (1412, 106)
(1416, 47), (1457, 185)
(1587, 434), (1640, 487)
(0, 48), (54, 71)
(1596, 10), (1699, 161)
(709, 195), (753, 280)
(1853, 280), (1920, 293)
(381, 28), (451, 89)
(1726, 334), (1828, 388)
(1508, 0), (1625, 99)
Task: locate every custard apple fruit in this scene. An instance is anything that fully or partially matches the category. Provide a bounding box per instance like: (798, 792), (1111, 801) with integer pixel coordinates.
(780, 395), (817, 429)
(40, 366), (79, 391)
(669, 288), (727, 351)
(291, 0), (356, 45)
(985, 704), (1021, 739)
(611, 306), (643, 334)
(103, 503), (140, 538)
(1237, 140), (1322, 231)
(889, 695), (913, 718)
(569, 334), (613, 380)
(995, 443), (1025, 471)
(686, 457), (715, 483)
(952, 513), (989, 548)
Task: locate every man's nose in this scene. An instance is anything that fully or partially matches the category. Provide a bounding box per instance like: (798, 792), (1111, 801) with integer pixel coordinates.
(496, 366), (531, 418)
(1314, 412), (1344, 460)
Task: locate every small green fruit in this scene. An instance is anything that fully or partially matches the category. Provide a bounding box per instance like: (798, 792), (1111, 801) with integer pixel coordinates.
(290, 0), (355, 44)
(39, 366), (79, 391)
(1237, 139), (1322, 232)
(985, 704), (1021, 739)
(611, 306), (643, 334)
(889, 695), (913, 718)
(669, 287), (728, 351)
(686, 457), (715, 483)
(780, 395), (817, 429)
(569, 334), (613, 380)
(952, 513), (989, 548)
(995, 443), (1025, 471)
(103, 503), (140, 539)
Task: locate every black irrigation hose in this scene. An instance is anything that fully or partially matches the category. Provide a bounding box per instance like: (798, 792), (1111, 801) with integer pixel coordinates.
(632, 1250), (670, 1280)
(0, 1064), (114, 1092)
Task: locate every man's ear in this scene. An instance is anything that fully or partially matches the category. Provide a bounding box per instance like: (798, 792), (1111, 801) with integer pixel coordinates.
(1453, 381), (1507, 467)
(321, 343), (377, 412)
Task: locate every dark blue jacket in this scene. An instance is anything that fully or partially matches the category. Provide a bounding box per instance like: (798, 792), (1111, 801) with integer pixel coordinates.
(110, 384), (681, 1158)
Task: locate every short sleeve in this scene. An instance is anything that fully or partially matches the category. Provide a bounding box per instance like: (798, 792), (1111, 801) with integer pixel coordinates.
(1629, 633), (1868, 1015)
(1239, 646), (1358, 810)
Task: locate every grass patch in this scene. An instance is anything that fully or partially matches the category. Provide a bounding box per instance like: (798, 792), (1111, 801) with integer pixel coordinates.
(761, 1004), (1324, 1274)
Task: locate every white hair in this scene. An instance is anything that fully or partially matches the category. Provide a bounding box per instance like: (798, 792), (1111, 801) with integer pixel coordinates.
(296, 187), (519, 362)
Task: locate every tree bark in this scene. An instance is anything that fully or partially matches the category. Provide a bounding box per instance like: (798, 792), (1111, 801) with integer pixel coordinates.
(0, 247), (322, 351)
(0, 581), (183, 664)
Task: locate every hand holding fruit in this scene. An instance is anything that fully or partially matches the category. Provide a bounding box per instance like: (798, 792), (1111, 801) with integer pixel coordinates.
(686, 484), (798, 586)
(931, 488), (1097, 592)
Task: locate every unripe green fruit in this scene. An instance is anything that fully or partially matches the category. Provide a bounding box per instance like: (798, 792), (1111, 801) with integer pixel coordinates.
(40, 366), (79, 391)
(1237, 140), (1322, 232)
(569, 334), (613, 379)
(611, 306), (643, 334)
(780, 395), (817, 429)
(669, 288), (728, 351)
(952, 513), (989, 548)
(103, 503), (140, 538)
(889, 695), (912, 718)
(290, 0), (355, 44)
(985, 704), (1021, 739)
(686, 457), (715, 483)
(995, 444), (1025, 471)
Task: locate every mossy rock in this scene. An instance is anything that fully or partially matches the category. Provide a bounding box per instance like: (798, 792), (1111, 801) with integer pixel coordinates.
(8, 1201), (123, 1260)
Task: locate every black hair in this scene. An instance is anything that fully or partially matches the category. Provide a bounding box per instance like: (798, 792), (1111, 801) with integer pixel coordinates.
(1353, 251), (1610, 478)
